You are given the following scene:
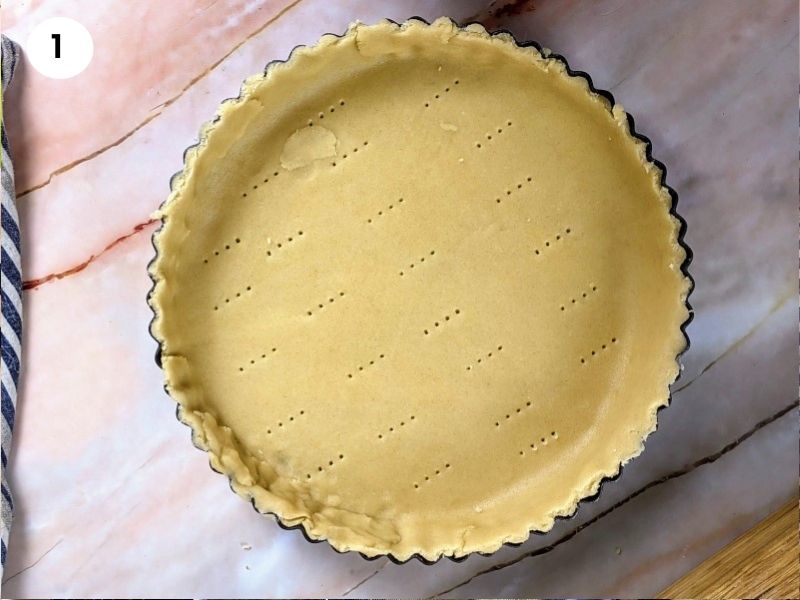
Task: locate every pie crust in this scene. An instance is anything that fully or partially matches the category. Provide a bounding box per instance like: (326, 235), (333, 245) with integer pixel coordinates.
(149, 18), (692, 562)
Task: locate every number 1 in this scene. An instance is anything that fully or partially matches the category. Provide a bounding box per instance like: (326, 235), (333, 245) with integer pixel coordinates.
(51, 33), (61, 58)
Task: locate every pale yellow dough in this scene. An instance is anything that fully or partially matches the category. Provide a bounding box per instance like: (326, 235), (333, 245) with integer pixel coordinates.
(150, 18), (691, 561)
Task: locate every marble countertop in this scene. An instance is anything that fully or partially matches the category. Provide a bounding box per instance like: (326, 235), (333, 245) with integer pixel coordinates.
(2, 0), (797, 597)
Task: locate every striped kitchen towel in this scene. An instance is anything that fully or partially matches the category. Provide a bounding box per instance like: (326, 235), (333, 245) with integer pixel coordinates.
(1, 34), (21, 578)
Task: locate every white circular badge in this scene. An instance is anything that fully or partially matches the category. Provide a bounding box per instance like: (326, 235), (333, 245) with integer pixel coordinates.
(25, 17), (94, 79)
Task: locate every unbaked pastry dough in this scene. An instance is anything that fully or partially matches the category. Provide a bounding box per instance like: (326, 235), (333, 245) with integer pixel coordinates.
(150, 18), (691, 561)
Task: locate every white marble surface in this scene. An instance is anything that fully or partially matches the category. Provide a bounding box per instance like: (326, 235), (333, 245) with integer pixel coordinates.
(1, 0), (797, 597)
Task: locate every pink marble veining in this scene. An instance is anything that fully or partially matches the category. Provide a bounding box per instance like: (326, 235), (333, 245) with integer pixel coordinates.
(1, 0), (797, 597)
(3, 0), (295, 193)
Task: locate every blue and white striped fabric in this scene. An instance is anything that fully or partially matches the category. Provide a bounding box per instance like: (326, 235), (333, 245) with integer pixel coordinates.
(1, 35), (21, 578)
